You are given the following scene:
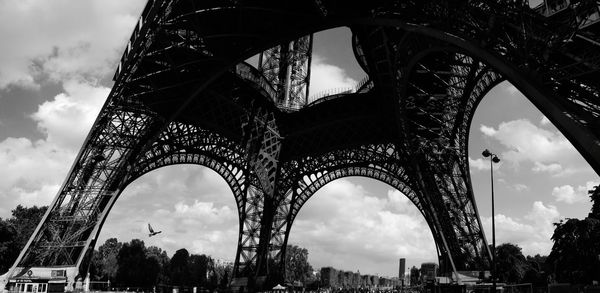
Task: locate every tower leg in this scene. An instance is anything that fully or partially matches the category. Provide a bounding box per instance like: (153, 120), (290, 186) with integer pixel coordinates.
(3, 100), (162, 291)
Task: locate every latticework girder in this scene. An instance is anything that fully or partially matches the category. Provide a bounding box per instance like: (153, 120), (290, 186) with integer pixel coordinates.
(258, 35), (313, 109)
(6, 0), (600, 291)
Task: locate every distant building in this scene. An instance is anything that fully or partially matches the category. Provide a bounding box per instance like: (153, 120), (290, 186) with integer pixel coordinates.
(318, 266), (399, 289)
(320, 267), (338, 288)
(420, 263), (438, 284)
(399, 258), (406, 279)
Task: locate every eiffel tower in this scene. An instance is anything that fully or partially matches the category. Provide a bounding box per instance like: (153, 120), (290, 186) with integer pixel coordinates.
(3, 0), (600, 292)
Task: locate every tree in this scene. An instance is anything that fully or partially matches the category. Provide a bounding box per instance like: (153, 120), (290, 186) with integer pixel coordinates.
(0, 218), (18, 274)
(285, 245), (313, 285)
(522, 254), (548, 285)
(147, 246), (171, 285)
(0, 205), (47, 274)
(189, 254), (210, 287)
(115, 239), (160, 287)
(219, 266), (231, 289)
(547, 184), (600, 284)
(495, 243), (529, 283)
(547, 217), (600, 283)
(170, 249), (191, 286)
(209, 259), (233, 289)
(8, 205), (48, 247)
(91, 238), (123, 282)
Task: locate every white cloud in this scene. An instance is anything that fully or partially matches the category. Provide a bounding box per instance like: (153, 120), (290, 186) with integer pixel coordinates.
(513, 184), (529, 192)
(479, 119), (584, 175)
(532, 162), (563, 173)
(308, 55), (357, 101)
(174, 200), (236, 224)
(552, 181), (600, 204)
(0, 137), (73, 215)
(0, 0), (144, 88)
(385, 189), (412, 213)
(32, 80), (108, 150)
(482, 201), (559, 256)
(0, 80), (108, 217)
(479, 125), (497, 136)
(552, 185), (581, 204)
(469, 157), (502, 172)
(469, 157), (489, 171)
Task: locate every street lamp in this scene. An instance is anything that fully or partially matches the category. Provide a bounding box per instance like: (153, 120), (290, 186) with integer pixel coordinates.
(482, 149), (500, 293)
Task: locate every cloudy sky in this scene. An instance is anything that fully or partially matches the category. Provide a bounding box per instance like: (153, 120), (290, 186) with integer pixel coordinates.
(0, 0), (598, 278)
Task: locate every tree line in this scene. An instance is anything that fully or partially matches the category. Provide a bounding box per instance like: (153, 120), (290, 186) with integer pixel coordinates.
(1, 185), (599, 286)
(88, 238), (231, 290)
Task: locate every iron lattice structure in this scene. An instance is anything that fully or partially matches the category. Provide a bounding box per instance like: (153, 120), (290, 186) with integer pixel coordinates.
(6, 0), (600, 290)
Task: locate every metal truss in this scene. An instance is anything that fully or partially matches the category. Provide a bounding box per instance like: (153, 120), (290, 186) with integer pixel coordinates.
(258, 35), (313, 109)
(9, 97), (163, 272)
(7, 0), (600, 291)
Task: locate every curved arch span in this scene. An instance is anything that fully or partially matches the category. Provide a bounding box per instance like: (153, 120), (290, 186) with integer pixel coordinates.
(279, 165), (449, 271)
(127, 151), (248, 211)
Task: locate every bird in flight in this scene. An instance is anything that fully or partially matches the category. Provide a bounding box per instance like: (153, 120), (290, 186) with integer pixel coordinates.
(148, 223), (162, 237)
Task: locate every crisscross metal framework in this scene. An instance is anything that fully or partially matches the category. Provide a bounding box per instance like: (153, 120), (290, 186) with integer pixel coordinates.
(4, 0), (600, 291)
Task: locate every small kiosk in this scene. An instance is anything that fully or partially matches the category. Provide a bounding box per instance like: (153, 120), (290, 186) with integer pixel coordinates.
(7, 269), (68, 293)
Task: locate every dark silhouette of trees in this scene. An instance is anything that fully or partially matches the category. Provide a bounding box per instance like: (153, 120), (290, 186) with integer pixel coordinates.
(219, 267), (231, 289)
(547, 184), (600, 284)
(88, 241), (230, 289)
(522, 254), (548, 285)
(115, 239), (160, 287)
(0, 205), (47, 274)
(90, 238), (123, 282)
(0, 219), (18, 274)
(495, 243), (529, 283)
(8, 205), (47, 246)
(189, 254), (210, 287)
(170, 248), (191, 287)
(147, 246), (171, 285)
(209, 259), (233, 289)
(547, 217), (600, 283)
(285, 245), (314, 285)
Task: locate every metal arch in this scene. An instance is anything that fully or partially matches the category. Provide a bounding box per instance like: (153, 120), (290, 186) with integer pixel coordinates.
(271, 143), (450, 276)
(124, 121), (276, 284)
(127, 121), (249, 207)
(274, 164), (452, 279)
(284, 144), (420, 220)
(290, 166), (419, 224)
(129, 152), (248, 211)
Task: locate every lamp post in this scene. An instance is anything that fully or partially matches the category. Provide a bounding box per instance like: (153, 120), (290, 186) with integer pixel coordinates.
(482, 149), (500, 293)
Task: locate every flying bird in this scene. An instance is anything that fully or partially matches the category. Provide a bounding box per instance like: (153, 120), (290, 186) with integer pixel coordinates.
(148, 223), (162, 237)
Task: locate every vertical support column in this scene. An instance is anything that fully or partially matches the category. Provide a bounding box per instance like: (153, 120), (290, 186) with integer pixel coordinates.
(258, 35), (313, 108)
(236, 106), (283, 292)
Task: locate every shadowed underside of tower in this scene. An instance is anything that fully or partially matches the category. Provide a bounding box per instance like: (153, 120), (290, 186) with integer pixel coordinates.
(4, 0), (600, 291)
